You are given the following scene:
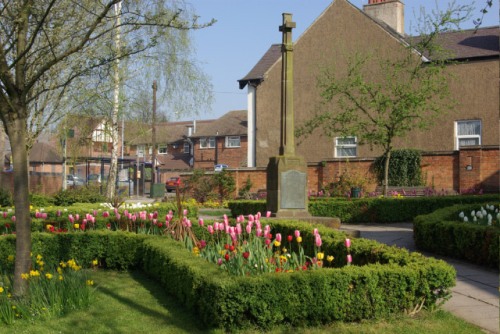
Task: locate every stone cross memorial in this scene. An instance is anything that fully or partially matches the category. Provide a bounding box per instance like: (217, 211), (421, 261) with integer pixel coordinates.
(266, 13), (310, 218)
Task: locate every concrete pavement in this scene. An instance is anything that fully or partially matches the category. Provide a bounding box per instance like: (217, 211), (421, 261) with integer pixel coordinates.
(341, 223), (499, 334)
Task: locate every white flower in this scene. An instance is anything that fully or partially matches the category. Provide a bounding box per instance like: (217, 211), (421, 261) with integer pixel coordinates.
(473, 216), (477, 222)
(459, 212), (464, 218)
(471, 210), (475, 217)
(476, 212), (483, 219)
(464, 217), (468, 222)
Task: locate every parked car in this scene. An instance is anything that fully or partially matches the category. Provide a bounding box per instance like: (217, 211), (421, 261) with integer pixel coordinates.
(165, 176), (181, 192)
(214, 164), (228, 172)
(87, 174), (107, 184)
(66, 175), (84, 187)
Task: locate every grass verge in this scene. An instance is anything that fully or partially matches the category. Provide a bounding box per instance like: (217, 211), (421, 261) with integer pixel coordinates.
(6, 270), (484, 334)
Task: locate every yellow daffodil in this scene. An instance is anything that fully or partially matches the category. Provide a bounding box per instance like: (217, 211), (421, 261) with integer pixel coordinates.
(0, 287), (4, 293)
(57, 267), (63, 274)
(36, 254), (43, 261)
(92, 259), (98, 266)
(274, 240), (281, 247)
(29, 270), (40, 277)
(7, 255), (14, 262)
(73, 223), (79, 229)
(86, 280), (94, 286)
(21, 273), (29, 280)
(296, 236), (302, 243)
(45, 273), (53, 280)
(317, 252), (324, 260)
(58, 275), (64, 281)
(327, 255), (334, 262)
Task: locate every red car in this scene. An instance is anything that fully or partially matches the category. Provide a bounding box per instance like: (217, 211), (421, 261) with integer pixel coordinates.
(165, 176), (181, 192)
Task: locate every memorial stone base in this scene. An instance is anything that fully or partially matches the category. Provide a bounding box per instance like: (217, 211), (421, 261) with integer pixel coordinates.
(266, 155), (311, 218)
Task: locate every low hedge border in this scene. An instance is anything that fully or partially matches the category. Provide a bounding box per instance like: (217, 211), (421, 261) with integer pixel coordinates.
(0, 219), (456, 331)
(413, 203), (500, 268)
(228, 194), (499, 223)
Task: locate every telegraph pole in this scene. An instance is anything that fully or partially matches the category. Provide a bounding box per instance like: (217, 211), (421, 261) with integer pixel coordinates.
(151, 80), (157, 184)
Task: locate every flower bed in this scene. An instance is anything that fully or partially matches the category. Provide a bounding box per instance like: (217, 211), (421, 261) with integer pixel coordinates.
(414, 203), (500, 268)
(0, 214), (455, 331)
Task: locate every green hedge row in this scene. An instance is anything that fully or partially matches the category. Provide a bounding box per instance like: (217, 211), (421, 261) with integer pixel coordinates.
(414, 203), (500, 268)
(0, 231), (148, 271)
(143, 219), (455, 330)
(228, 194), (499, 223)
(0, 221), (455, 331)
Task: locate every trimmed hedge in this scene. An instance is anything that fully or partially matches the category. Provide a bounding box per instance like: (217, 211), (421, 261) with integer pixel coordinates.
(143, 219), (455, 331)
(228, 194), (499, 223)
(0, 220), (455, 331)
(414, 203), (500, 268)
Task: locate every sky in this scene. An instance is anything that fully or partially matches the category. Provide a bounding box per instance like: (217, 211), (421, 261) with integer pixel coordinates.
(176, 0), (499, 121)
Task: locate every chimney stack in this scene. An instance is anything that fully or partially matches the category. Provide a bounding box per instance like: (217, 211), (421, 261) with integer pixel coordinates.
(364, 0), (404, 35)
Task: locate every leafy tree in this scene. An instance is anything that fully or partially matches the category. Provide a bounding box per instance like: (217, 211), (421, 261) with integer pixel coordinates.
(297, 3), (472, 195)
(0, 0), (214, 296)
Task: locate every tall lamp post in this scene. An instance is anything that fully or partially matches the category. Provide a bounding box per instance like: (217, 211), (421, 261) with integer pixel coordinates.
(151, 80), (157, 184)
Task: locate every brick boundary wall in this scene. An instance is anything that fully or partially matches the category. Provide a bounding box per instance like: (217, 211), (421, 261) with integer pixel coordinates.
(0, 147), (497, 197)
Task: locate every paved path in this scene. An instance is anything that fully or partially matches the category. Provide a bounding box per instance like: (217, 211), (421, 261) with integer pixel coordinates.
(341, 223), (499, 334)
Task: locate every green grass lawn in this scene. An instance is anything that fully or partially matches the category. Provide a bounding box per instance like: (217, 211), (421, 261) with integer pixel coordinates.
(5, 270), (484, 334)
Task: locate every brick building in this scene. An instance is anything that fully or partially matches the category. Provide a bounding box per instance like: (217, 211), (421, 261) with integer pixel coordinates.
(237, 0), (499, 194)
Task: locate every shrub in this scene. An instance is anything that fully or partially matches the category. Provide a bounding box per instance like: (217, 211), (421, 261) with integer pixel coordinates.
(30, 193), (56, 207)
(53, 186), (107, 206)
(374, 149), (424, 187)
(414, 203), (500, 268)
(0, 188), (12, 207)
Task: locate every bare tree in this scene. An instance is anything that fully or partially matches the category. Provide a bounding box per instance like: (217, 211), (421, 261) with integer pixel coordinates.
(0, 0), (214, 296)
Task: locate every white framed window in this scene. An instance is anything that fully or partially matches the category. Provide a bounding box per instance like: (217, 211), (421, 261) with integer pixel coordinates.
(183, 142), (190, 154)
(92, 122), (111, 143)
(225, 136), (240, 148)
(158, 145), (167, 154)
(455, 120), (481, 149)
(137, 145), (145, 158)
(334, 136), (357, 157)
(200, 137), (215, 149)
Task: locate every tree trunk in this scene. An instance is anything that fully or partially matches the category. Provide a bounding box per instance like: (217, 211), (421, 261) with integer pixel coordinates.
(106, 1), (122, 199)
(383, 149), (392, 196)
(10, 117), (31, 297)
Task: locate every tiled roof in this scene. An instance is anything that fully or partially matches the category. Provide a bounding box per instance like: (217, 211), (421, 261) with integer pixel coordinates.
(414, 26), (499, 60)
(29, 141), (63, 163)
(126, 120), (215, 145)
(238, 44), (281, 89)
(157, 152), (191, 170)
(190, 110), (247, 137)
(238, 4), (498, 89)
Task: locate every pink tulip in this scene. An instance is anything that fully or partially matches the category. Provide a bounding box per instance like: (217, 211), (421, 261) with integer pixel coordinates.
(347, 254), (352, 264)
(42, 213), (48, 219)
(248, 214), (254, 222)
(207, 225), (214, 234)
(265, 238), (271, 246)
(256, 212), (261, 219)
(199, 218), (204, 226)
(124, 210), (129, 216)
(276, 233), (282, 242)
(345, 238), (351, 248)
(315, 234), (322, 247)
(236, 223), (242, 235)
(183, 209), (188, 216)
(93, 210), (97, 216)
(265, 211), (271, 218)
(313, 228), (318, 236)
(75, 214), (80, 221)
(69, 215), (74, 223)
(11, 216), (16, 222)
(2, 212), (7, 218)
(246, 224), (252, 234)
(103, 211), (109, 218)
(116, 213), (121, 220)
(294, 230), (300, 238)
(256, 228), (263, 237)
(35, 212), (41, 218)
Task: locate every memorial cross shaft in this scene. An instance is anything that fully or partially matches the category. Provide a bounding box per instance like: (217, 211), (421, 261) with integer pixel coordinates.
(279, 13), (296, 156)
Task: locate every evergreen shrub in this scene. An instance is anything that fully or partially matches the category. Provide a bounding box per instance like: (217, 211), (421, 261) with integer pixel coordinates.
(414, 203), (499, 268)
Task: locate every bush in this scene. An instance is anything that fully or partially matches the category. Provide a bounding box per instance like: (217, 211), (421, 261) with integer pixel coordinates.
(414, 203), (500, 268)
(374, 149), (424, 187)
(30, 193), (56, 207)
(0, 187), (12, 207)
(53, 186), (107, 206)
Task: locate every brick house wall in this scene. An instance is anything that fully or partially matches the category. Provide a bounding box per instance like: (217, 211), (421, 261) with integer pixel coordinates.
(193, 136), (248, 170)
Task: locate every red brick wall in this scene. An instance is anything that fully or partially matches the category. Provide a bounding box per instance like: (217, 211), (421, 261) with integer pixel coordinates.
(421, 153), (459, 192)
(0, 172), (63, 196)
(194, 137), (248, 170)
